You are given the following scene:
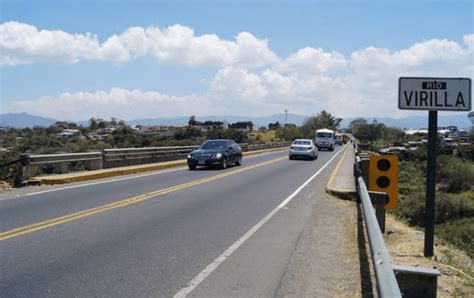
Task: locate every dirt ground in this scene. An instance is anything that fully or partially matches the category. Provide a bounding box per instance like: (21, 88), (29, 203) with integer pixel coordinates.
(332, 198), (473, 297)
(385, 214), (473, 297)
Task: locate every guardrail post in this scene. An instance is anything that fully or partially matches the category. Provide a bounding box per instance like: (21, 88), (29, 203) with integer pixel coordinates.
(85, 158), (103, 171)
(360, 157), (370, 185)
(57, 162), (69, 174)
(393, 265), (440, 298)
(21, 154), (34, 181)
(102, 149), (107, 169)
(369, 191), (387, 233)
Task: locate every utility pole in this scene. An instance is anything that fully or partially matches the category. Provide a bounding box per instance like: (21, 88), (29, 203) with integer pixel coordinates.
(284, 109), (288, 125)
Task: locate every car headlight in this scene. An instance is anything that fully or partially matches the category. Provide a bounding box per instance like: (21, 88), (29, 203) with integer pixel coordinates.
(187, 154), (192, 159)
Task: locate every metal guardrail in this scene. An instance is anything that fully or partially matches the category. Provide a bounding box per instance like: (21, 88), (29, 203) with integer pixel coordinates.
(354, 143), (440, 297)
(356, 174), (402, 297)
(20, 142), (291, 180)
(29, 152), (103, 164)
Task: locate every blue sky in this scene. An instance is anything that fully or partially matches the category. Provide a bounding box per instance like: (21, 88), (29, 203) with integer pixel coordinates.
(1, 0), (473, 121)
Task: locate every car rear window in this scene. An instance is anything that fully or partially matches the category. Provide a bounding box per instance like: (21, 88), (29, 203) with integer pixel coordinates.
(293, 141), (310, 145)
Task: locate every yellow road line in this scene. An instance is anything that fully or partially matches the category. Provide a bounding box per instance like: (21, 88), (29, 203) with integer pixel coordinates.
(0, 156), (287, 241)
(326, 145), (350, 189)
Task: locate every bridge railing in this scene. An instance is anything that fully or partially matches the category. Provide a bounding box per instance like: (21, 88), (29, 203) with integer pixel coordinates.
(21, 142), (290, 180)
(354, 143), (440, 298)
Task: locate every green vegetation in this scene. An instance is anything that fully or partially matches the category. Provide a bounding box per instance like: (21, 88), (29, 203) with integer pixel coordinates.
(395, 155), (474, 258)
(348, 118), (404, 145)
(351, 119), (474, 258)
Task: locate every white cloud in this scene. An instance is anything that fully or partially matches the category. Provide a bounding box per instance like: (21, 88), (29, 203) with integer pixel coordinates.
(210, 66), (268, 101)
(6, 88), (213, 120)
(0, 21), (278, 67)
(2, 23), (473, 120)
(276, 47), (347, 76)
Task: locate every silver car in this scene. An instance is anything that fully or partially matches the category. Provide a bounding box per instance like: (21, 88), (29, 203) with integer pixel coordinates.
(289, 139), (318, 160)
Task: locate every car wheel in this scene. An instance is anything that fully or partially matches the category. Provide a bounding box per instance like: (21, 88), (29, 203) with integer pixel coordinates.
(188, 164), (196, 170)
(236, 155), (242, 166)
(221, 158), (227, 169)
(289, 155), (293, 160)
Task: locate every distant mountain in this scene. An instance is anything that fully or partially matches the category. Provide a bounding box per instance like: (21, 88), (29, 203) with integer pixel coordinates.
(0, 113), (57, 128)
(1, 112), (471, 130)
(128, 113), (309, 128)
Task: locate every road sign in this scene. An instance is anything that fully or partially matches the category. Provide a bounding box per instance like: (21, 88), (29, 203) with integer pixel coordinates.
(398, 76), (472, 257)
(369, 155), (398, 209)
(399, 77), (471, 111)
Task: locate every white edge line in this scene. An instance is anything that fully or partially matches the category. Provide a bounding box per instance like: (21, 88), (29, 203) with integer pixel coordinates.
(173, 145), (347, 298)
(22, 150), (287, 197)
(24, 167), (186, 196)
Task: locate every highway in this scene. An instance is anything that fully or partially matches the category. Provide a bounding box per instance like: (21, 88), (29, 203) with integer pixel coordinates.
(1, 145), (347, 297)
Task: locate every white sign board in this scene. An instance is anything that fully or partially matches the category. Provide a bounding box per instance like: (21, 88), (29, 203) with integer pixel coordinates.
(399, 77), (471, 111)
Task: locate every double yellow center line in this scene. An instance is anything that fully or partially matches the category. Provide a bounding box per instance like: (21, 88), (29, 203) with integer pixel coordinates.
(0, 156), (287, 241)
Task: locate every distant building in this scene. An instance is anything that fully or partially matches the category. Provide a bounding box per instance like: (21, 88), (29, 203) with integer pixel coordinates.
(134, 125), (181, 137)
(56, 129), (81, 137)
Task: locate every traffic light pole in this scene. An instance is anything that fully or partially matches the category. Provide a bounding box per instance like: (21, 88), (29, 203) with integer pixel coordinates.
(424, 111), (437, 257)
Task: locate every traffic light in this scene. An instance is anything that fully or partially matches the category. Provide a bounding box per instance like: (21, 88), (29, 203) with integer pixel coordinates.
(369, 155), (398, 209)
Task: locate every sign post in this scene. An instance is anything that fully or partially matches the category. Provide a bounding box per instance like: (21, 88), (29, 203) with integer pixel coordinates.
(399, 77), (471, 257)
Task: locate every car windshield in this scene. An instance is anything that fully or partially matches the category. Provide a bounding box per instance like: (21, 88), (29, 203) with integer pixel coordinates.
(293, 140), (310, 145)
(200, 140), (227, 150)
(316, 133), (333, 138)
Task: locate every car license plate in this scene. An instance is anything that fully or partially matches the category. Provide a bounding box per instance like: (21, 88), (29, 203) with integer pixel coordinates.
(198, 160), (205, 165)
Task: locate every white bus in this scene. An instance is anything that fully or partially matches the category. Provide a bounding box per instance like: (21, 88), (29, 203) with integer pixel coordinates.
(315, 128), (335, 151)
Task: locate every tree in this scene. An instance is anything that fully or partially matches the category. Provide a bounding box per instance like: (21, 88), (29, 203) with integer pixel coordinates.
(301, 110), (342, 138)
(353, 120), (392, 143)
(276, 124), (303, 141)
(89, 118), (98, 131)
(347, 118), (368, 135)
(110, 117), (118, 126)
(203, 120), (223, 126)
(268, 121), (281, 130)
(188, 116), (197, 126)
(230, 121), (253, 130)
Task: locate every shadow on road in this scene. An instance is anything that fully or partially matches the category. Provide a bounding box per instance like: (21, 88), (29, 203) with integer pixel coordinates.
(357, 203), (375, 297)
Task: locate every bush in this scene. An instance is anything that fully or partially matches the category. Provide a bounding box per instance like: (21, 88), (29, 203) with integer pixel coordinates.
(398, 161), (425, 195)
(437, 156), (474, 193)
(402, 147), (427, 162)
(437, 218), (474, 258)
(456, 143), (474, 161)
(396, 192), (474, 226)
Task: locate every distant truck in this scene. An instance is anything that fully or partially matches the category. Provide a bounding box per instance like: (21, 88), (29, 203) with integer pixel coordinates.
(315, 128), (335, 151)
(334, 133), (343, 145)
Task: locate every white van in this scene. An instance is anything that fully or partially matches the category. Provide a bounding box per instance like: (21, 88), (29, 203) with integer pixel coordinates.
(315, 128), (335, 151)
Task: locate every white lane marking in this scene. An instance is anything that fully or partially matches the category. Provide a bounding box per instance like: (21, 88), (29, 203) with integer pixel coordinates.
(22, 151), (286, 197)
(173, 145), (347, 298)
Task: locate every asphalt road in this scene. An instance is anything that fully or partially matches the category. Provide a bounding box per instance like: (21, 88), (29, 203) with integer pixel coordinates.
(0, 145), (347, 297)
